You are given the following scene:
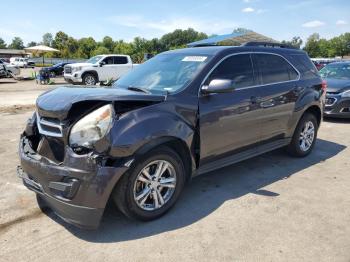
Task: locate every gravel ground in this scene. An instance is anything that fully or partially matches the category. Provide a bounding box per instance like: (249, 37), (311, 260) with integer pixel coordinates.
(0, 80), (349, 262)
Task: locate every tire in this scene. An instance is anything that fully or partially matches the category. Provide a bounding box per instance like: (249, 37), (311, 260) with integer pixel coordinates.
(50, 71), (56, 78)
(113, 146), (186, 221)
(82, 73), (97, 85)
(287, 113), (318, 157)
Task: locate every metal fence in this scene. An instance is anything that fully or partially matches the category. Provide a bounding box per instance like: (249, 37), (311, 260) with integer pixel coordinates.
(29, 57), (86, 65)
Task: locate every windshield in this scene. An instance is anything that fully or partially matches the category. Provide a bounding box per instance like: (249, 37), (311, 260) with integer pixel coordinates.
(319, 63), (350, 80)
(86, 55), (103, 64)
(113, 53), (211, 94)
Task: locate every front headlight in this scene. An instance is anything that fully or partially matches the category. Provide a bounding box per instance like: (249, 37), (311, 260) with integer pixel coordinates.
(341, 90), (350, 98)
(69, 104), (113, 148)
(72, 66), (82, 72)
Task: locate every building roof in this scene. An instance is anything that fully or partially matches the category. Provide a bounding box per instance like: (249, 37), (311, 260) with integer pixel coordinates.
(187, 31), (277, 47)
(0, 49), (27, 55)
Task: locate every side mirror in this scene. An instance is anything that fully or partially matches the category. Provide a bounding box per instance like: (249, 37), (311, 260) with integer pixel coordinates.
(201, 79), (235, 94)
(99, 61), (106, 67)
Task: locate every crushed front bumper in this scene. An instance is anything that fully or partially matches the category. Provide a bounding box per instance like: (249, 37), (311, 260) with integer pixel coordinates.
(18, 135), (128, 229)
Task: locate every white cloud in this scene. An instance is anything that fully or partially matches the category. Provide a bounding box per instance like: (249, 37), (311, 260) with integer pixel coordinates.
(302, 20), (325, 28)
(242, 7), (255, 13)
(107, 15), (237, 36)
(336, 20), (347, 26)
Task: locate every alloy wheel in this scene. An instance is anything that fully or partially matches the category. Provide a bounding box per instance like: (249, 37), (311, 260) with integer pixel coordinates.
(133, 160), (177, 211)
(299, 120), (315, 152)
(85, 75), (96, 85)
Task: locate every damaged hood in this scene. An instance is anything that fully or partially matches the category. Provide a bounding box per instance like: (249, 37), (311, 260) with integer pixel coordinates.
(36, 86), (165, 120)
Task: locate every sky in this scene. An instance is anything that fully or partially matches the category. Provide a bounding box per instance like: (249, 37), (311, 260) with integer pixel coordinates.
(1, 0), (349, 45)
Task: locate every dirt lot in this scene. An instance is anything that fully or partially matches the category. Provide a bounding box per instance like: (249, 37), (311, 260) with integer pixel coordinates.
(0, 79), (350, 262)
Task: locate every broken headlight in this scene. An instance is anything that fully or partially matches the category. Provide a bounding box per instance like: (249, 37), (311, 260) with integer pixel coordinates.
(69, 104), (113, 148)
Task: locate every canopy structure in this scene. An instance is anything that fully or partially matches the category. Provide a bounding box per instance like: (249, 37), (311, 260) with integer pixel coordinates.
(187, 31), (277, 47)
(24, 45), (59, 65)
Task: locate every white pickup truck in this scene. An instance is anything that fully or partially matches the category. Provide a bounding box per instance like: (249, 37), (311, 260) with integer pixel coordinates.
(64, 54), (137, 85)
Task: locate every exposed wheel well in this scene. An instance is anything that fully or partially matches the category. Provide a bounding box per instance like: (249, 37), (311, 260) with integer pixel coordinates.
(304, 105), (321, 127)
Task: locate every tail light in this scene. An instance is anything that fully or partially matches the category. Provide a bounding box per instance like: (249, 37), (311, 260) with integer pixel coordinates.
(321, 80), (327, 92)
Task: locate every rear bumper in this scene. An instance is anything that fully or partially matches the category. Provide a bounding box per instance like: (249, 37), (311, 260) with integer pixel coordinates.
(18, 135), (128, 228)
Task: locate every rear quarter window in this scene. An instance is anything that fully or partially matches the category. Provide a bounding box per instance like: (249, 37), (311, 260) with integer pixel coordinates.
(252, 54), (299, 85)
(287, 54), (319, 79)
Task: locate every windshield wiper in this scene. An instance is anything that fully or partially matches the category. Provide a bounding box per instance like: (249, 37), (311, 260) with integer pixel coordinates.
(127, 86), (151, 94)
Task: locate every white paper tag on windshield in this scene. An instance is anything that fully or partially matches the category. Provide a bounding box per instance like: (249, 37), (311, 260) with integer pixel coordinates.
(182, 56), (207, 62)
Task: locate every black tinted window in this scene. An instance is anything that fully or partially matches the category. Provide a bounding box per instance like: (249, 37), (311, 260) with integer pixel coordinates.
(289, 54), (318, 79)
(207, 54), (254, 88)
(114, 56), (128, 64)
(253, 54), (298, 85)
(103, 57), (114, 65)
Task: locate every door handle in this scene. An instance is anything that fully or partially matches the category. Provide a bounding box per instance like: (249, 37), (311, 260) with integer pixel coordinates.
(260, 100), (275, 108)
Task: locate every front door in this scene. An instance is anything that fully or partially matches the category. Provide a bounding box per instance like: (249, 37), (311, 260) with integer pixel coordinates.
(198, 53), (263, 166)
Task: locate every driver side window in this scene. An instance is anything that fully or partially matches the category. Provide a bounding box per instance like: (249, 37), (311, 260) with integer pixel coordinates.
(206, 54), (254, 89)
(102, 57), (114, 65)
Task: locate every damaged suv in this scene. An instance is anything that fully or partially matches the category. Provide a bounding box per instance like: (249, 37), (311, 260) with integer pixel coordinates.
(18, 42), (325, 228)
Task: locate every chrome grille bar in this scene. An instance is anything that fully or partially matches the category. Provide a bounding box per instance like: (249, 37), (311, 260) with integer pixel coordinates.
(36, 112), (63, 137)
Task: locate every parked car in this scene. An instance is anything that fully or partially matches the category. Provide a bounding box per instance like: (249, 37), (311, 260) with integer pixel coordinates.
(63, 54), (137, 85)
(45, 62), (71, 77)
(10, 57), (31, 68)
(0, 58), (10, 63)
(0, 59), (20, 76)
(27, 60), (36, 68)
(18, 42), (325, 228)
(320, 61), (350, 118)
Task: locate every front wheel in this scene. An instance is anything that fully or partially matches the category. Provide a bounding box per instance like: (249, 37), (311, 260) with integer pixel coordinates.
(287, 113), (318, 157)
(113, 146), (186, 221)
(82, 73), (97, 85)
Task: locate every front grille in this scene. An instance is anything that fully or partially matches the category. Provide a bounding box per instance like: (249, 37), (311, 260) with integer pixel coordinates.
(64, 66), (72, 74)
(325, 97), (337, 106)
(36, 112), (63, 137)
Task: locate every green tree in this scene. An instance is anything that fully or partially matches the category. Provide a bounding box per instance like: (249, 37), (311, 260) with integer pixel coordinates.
(282, 36), (303, 49)
(113, 40), (133, 54)
(27, 41), (38, 47)
(102, 36), (114, 52)
(52, 31), (69, 51)
(303, 33), (321, 57)
(42, 33), (53, 46)
(160, 28), (207, 50)
(0, 38), (7, 48)
(8, 37), (24, 49)
(92, 46), (110, 56)
(77, 37), (97, 58)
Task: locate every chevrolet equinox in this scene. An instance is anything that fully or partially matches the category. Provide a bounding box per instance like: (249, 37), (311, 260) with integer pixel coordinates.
(18, 42), (325, 228)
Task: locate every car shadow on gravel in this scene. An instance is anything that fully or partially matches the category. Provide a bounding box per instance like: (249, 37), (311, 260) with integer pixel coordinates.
(45, 138), (346, 242)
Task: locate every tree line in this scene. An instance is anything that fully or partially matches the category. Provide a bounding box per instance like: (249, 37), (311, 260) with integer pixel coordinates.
(0, 29), (349, 61)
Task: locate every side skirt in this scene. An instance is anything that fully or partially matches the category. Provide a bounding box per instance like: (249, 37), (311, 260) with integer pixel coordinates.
(195, 138), (291, 176)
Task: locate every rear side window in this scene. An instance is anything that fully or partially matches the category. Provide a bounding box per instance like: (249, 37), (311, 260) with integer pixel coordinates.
(114, 56), (128, 64)
(206, 54), (254, 88)
(253, 54), (299, 85)
(288, 54), (319, 79)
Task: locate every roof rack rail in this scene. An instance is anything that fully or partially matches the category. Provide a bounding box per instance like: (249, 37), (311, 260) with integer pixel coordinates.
(242, 41), (296, 49)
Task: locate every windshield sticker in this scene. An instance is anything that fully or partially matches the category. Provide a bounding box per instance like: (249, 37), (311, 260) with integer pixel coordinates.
(182, 56), (207, 62)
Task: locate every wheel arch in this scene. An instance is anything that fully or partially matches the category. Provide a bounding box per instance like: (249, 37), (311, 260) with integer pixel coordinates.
(82, 70), (99, 82)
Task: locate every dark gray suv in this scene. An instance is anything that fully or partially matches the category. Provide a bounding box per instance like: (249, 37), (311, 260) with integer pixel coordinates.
(18, 42), (325, 228)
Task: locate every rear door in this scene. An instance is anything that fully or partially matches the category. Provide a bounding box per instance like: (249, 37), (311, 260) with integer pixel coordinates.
(251, 53), (300, 143)
(113, 56), (132, 79)
(198, 53), (263, 166)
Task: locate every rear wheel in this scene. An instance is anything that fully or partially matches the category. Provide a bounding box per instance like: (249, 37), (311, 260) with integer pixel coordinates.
(287, 113), (318, 157)
(82, 73), (97, 85)
(113, 146), (185, 221)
